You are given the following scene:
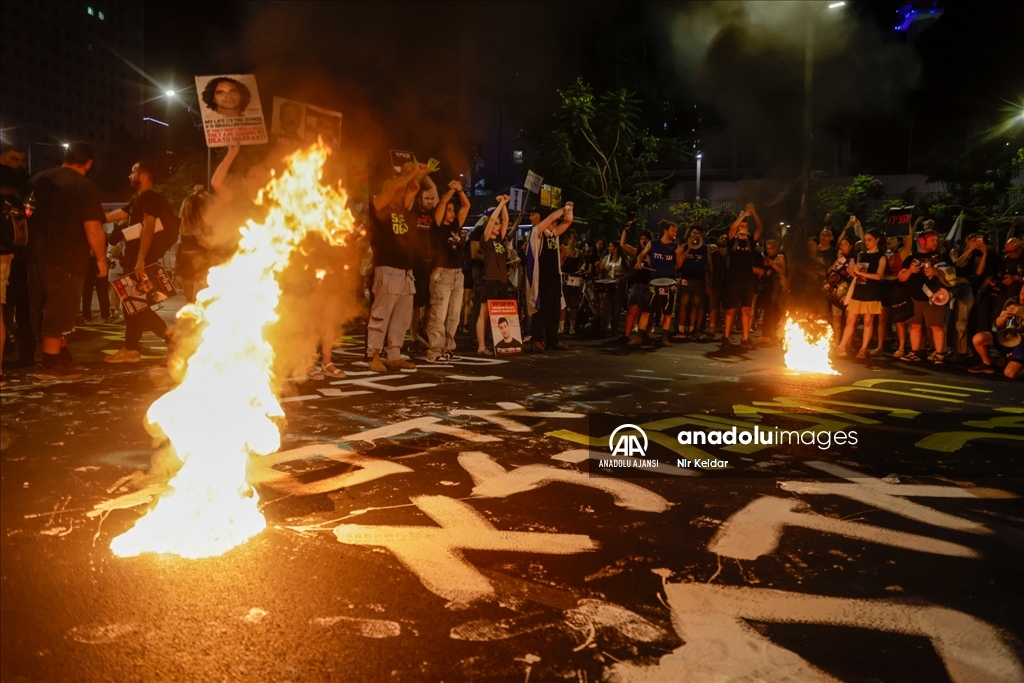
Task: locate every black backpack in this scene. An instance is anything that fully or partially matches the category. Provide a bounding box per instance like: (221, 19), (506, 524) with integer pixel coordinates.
(0, 191), (28, 253)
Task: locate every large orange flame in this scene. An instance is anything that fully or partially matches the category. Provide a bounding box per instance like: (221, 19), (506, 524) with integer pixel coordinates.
(111, 143), (354, 559)
(782, 317), (840, 375)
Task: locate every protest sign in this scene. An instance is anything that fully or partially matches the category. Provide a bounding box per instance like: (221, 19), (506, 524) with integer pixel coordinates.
(524, 170), (543, 194)
(509, 188), (525, 212)
(488, 300), (523, 356)
(271, 97), (343, 148)
(886, 206), (914, 237)
(112, 264), (177, 316)
(195, 74), (268, 147)
(540, 184), (562, 208)
(390, 150), (415, 176)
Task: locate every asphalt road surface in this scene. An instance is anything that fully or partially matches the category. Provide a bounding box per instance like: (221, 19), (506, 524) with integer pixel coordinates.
(2, 314), (1023, 683)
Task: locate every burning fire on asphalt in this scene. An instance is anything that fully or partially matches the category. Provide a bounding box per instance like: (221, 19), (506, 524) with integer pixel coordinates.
(782, 317), (840, 376)
(111, 143), (355, 559)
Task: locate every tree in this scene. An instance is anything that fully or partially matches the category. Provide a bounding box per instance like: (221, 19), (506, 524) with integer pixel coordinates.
(538, 78), (687, 236)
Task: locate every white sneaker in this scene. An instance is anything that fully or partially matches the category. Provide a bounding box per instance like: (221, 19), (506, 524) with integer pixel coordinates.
(105, 348), (141, 364)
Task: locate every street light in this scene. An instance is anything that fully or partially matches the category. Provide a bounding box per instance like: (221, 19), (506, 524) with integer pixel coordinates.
(164, 87), (212, 189)
(695, 152), (703, 201)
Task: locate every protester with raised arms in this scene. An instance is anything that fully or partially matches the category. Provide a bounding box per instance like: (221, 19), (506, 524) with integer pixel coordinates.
(721, 204), (764, 350)
(619, 220), (652, 343)
(475, 195), (510, 355)
(425, 179), (470, 363)
(525, 202), (574, 352)
(365, 162), (425, 373)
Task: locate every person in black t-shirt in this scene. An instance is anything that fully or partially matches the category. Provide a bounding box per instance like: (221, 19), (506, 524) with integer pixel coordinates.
(476, 196), (510, 354)
(365, 162), (429, 373)
(721, 203), (765, 350)
(425, 180), (470, 362)
(898, 229), (955, 363)
(26, 141), (109, 378)
(103, 161), (175, 364)
(836, 228), (887, 359)
(526, 202), (575, 351)
(409, 167), (440, 349)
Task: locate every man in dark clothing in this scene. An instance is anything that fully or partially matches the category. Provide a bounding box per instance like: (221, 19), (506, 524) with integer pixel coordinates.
(1, 140), (31, 380)
(103, 160), (176, 363)
(898, 229), (955, 363)
(525, 203), (575, 352)
(26, 141), (109, 378)
(722, 204), (765, 350)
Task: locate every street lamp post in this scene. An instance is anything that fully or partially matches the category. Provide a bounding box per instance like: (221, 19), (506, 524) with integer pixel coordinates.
(798, 1), (845, 235)
(695, 152), (703, 201)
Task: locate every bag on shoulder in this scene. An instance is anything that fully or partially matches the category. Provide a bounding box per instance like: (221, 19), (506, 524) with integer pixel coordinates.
(1, 192), (28, 252)
(890, 282), (913, 323)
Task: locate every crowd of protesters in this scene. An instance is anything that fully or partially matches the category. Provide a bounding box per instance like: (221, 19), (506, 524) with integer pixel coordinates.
(1, 137), (1022, 386)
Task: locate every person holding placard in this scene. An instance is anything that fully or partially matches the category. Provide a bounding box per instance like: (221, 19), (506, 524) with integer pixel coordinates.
(103, 161), (176, 364)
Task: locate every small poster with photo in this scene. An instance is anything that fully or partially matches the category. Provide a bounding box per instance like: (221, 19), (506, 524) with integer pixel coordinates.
(390, 150), (415, 176)
(271, 96), (343, 149)
(195, 74), (269, 147)
(113, 264), (177, 316)
(487, 300), (523, 356)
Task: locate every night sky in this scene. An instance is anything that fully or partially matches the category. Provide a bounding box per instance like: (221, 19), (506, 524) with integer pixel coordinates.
(141, 0), (1023, 183)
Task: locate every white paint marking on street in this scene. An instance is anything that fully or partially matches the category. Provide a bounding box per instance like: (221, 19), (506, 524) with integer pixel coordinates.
(780, 461), (998, 534)
(333, 496), (597, 602)
(248, 443), (412, 496)
(551, 449), (590, 464)
(708, 496), (977, 560)
(446, 375), (503, 382)
(340, 416), (500, 444)
(611, 582), (1024, 683)
(459, 452), (670, 513)
(281, 394), (321, 403)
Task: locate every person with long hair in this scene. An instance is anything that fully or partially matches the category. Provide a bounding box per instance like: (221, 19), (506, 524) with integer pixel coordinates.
(619, 222), (652, 343)
(176, 185), (210, 304)
(201, 77), (252, 119)
(836, 228), (887, 359)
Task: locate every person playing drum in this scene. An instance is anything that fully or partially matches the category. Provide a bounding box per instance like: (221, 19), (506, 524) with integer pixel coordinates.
(560, 229), (585, 335)
(596, 241), (629, 336)
(629, 220), (683, 347)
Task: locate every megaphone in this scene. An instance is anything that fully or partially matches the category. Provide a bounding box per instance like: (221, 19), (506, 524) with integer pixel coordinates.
(996, 317), (1022, 348)
(922, 284), (951, 306)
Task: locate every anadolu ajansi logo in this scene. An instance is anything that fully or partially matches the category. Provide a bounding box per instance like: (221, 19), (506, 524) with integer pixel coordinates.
(608, 424), (649, 457)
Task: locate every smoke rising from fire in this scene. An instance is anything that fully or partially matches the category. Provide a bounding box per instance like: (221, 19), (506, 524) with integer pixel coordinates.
(659, 0), (921, 175)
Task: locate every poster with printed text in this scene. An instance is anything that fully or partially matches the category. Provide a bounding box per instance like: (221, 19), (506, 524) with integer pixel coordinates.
(270, 96), (343, 149)
(195, 74), (269, 148)
(488, 299), (523, 356)
(390, 150), (415, 176)
(112, 264), (177, 316)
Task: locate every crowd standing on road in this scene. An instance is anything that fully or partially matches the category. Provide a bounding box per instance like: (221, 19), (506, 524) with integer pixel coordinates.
(1, 137), (1022, 386)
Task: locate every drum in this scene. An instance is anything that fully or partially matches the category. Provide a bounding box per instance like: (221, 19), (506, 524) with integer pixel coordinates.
(650, 278), (677, 296)
(594, 279), (618, 293)
(563, 275), (583, 288)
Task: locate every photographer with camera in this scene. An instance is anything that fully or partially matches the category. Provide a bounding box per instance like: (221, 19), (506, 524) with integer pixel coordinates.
(898, 228), (954, 364)
(969, 286), (1024, 378)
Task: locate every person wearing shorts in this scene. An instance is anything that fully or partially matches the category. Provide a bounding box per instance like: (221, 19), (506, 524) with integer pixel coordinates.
(837, 228), (887, 359)
(619, 224), (652, 343)
(898, 229), (953, 364)
(630, 220), (682, 347)
(26, 142), (108, 379)
(721, 204), (765, 350)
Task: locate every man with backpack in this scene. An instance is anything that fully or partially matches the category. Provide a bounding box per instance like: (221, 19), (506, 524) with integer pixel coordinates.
(103, 160), (178, 364)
